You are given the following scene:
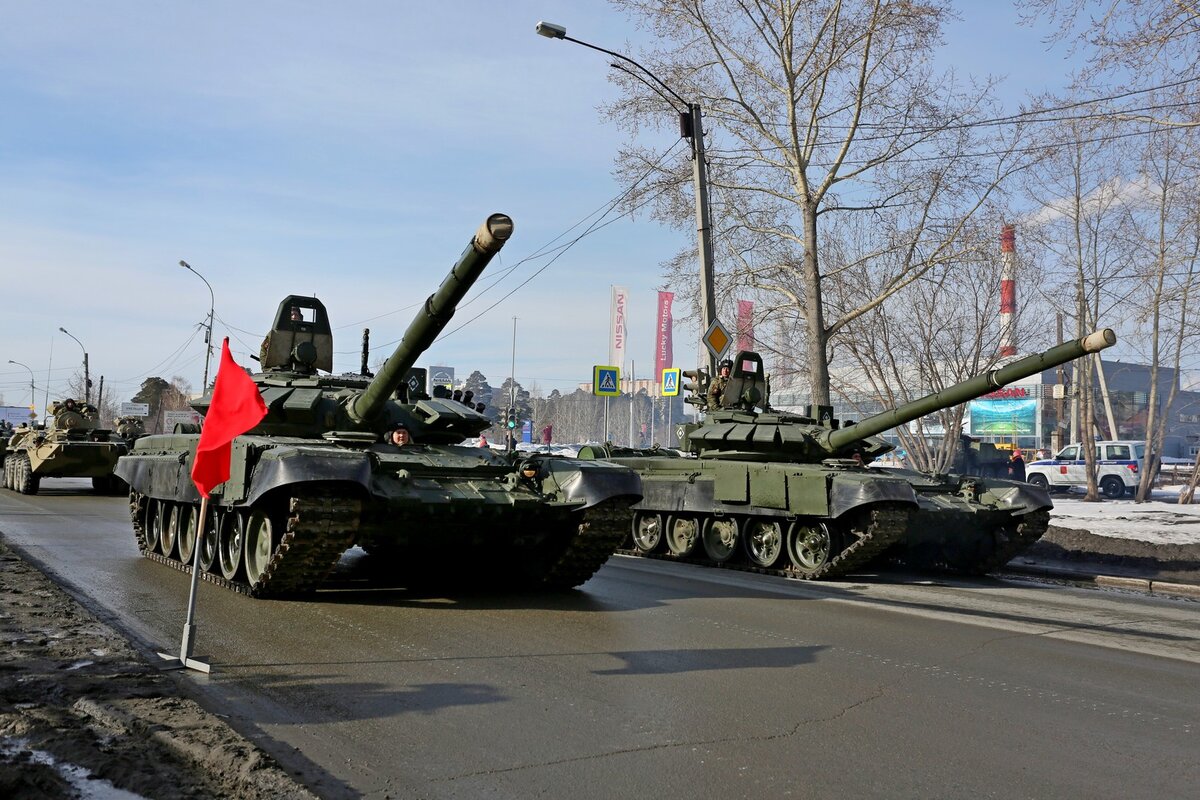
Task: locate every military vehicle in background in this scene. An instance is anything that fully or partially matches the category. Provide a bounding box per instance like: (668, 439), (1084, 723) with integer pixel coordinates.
(115, 214), (642, 598)
(583, 331), (1116, 579)
(952, 435), (1011, 478)
(112, 416), (148, 447)
(2, 400), (129, 495)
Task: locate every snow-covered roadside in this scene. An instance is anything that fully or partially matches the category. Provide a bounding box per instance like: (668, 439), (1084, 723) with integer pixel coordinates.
(1049, 485), (1200, 546)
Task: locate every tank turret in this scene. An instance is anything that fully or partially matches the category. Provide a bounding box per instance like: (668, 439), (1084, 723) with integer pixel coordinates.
(192, 213), (513, 443)
(684, 330), (1116, 461)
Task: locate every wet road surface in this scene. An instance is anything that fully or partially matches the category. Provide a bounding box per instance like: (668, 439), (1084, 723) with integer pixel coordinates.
(2, 481), (1198, 799)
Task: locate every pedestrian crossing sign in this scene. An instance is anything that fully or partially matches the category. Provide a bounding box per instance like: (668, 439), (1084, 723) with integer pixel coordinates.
(593, 365), (621, 397)
(661, 368), (681, 397)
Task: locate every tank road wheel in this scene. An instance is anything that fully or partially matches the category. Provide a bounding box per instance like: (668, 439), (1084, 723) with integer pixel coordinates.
(631, 512), (665, 554)
(244, 510), (279, 586)
(665, 515), (701, 557)
(702, 517), (740, 563)
(744, 519), (785, 568)
(2, 457), (10, 489)
(160, 502), (179, 559)
(197, 508), (220, 573)
(218, 512), (245, 581)
(145, 499), (166, 554)
(1100, 476), (1125, 500)
(176, 504), (199, 565)
(787, 521), (837, 577)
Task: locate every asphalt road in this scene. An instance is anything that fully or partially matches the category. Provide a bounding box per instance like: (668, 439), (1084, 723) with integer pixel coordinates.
(2, 480), (1198, 800)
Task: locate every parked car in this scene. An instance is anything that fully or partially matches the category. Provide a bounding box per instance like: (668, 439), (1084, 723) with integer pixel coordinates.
(1025, 440), (1146, 498)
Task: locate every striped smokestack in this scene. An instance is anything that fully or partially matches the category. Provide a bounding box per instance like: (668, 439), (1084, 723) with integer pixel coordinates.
(999, 224), (1017, 357)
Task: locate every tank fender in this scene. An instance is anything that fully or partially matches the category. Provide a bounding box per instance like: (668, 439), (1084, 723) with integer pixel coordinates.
(116, 452), (205, 504)
(973, 478), (1053, 513)
(243, 450), (373, 506)
(541, 458), (642, 509)
(828, 474), (917, 519)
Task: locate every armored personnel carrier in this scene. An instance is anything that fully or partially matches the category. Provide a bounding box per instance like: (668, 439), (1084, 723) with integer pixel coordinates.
(115, 214), (642, 598)
(2, 400), (129, 495)
(585, 331), (1115, 579)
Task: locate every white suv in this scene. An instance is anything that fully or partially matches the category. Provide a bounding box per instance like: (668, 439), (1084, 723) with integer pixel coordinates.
(1026, 441), (1147, 499)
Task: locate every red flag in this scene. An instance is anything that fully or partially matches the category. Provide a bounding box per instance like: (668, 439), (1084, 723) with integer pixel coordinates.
(191, 339), (268, 497)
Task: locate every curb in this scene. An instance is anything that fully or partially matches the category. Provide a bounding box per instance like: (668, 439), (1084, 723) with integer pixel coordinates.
(1002, 561), (1200, 599)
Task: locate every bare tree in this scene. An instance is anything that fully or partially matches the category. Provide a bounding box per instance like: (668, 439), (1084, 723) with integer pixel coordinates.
(1124, 120), (1200, 501)
(833, 217), (1040, 472)
(605, 0), (1026, 403)
(1019, 0), (1200, 90)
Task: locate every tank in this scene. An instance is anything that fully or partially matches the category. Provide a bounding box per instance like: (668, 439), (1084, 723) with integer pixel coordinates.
(115, 214), (642, 597)
(3, 400), (129, 495)
(584, 330), (1116, 579)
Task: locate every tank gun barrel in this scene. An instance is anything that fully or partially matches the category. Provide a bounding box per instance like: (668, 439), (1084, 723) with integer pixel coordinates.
(825, 329), (1117, 451)
(348, 214), (513, 424)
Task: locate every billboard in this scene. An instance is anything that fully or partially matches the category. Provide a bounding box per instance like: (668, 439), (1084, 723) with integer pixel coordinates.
(427, 366), (455, 393)
(655, 291), (673, 379)
(969, 398), (1037, 436)
(609, 286), (628, 370)
(0, 405), (36, 426)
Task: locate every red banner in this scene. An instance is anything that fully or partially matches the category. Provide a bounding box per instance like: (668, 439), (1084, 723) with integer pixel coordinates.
(655, 291), (674, 378)
(736, 300), (755, 352)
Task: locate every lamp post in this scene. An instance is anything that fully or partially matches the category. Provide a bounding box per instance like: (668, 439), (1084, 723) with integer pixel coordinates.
(180, 260), (216, 391)
(508, 316), (518, 453)
(535, 20), (718, 374)
(58, 327), (89, 405)
(8, 360), (35, 410)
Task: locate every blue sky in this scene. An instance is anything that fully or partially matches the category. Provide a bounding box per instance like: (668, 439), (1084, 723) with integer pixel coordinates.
(0, 1), (1076, 409)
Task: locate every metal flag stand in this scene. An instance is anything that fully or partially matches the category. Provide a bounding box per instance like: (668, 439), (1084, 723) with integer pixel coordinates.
(157, 495), (212, 674)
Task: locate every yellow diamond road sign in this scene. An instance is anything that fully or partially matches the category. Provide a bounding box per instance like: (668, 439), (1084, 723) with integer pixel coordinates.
(704, 319), (731, 360)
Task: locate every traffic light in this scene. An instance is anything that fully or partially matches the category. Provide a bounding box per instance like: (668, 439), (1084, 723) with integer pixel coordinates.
(682, 369), (703, 395)
(506, 407), (517, 430)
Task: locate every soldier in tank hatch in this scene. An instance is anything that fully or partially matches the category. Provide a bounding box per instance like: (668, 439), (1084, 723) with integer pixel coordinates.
(707, 359), (734, 409)
(389, 425), (411, 447)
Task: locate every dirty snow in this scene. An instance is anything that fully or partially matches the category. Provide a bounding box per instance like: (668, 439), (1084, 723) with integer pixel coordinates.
(1049, 486), (1200, 546)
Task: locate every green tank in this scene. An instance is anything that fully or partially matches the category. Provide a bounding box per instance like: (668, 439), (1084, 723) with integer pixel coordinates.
(584, 330), (1116, 579)
(2, 400), (129, 495)
(115, 214), (642, 597)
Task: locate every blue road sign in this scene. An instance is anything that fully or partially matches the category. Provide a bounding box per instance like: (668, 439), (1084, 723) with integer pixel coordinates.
(593, 365), (621, 397)
(661, 368), (681, 397)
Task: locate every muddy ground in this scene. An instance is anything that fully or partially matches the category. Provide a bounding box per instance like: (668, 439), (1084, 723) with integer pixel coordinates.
(0, 540), (317, 800)
(1, 527), (1196, 800)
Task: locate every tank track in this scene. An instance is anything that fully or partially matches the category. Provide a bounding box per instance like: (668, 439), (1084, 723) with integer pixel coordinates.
(129, 490), (360, 598)
(538, 500), (634, 589)
(618, 503), (911, 582)
(793, 503), (911, 580)
(937, 508), (1052, 576)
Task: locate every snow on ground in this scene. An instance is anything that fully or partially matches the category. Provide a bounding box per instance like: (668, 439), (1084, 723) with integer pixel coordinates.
(1050, 486), (1200, 546)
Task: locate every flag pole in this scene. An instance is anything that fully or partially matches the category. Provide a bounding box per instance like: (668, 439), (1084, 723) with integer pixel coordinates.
(156, 486), (213, 674)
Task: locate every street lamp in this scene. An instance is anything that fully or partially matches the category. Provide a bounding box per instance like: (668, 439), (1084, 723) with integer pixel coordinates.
(58, 327), (89, 405)
(7, 360), (35, 410)
(535, 20), (719, 373)
(179, 260), (216, 391)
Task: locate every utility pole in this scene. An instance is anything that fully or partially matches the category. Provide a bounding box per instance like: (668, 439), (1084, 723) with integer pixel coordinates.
(508, 316), (518, 453)
(179, 260), (216, 390)
(8, 360), (35, 410)
(536, 20), (719, 374)
(1053, 312), (1065, 453)
(58, 327), (89, 405)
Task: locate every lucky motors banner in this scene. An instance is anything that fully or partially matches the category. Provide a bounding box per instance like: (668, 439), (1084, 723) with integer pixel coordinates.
(969, 398), (1037, 436)
(736, 299), (755, 351)
(655, 290), (674, 378)
(609, 285), (628, 370)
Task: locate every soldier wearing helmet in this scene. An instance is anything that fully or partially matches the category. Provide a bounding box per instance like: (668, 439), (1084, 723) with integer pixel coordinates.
(707, 359), (734, 409)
